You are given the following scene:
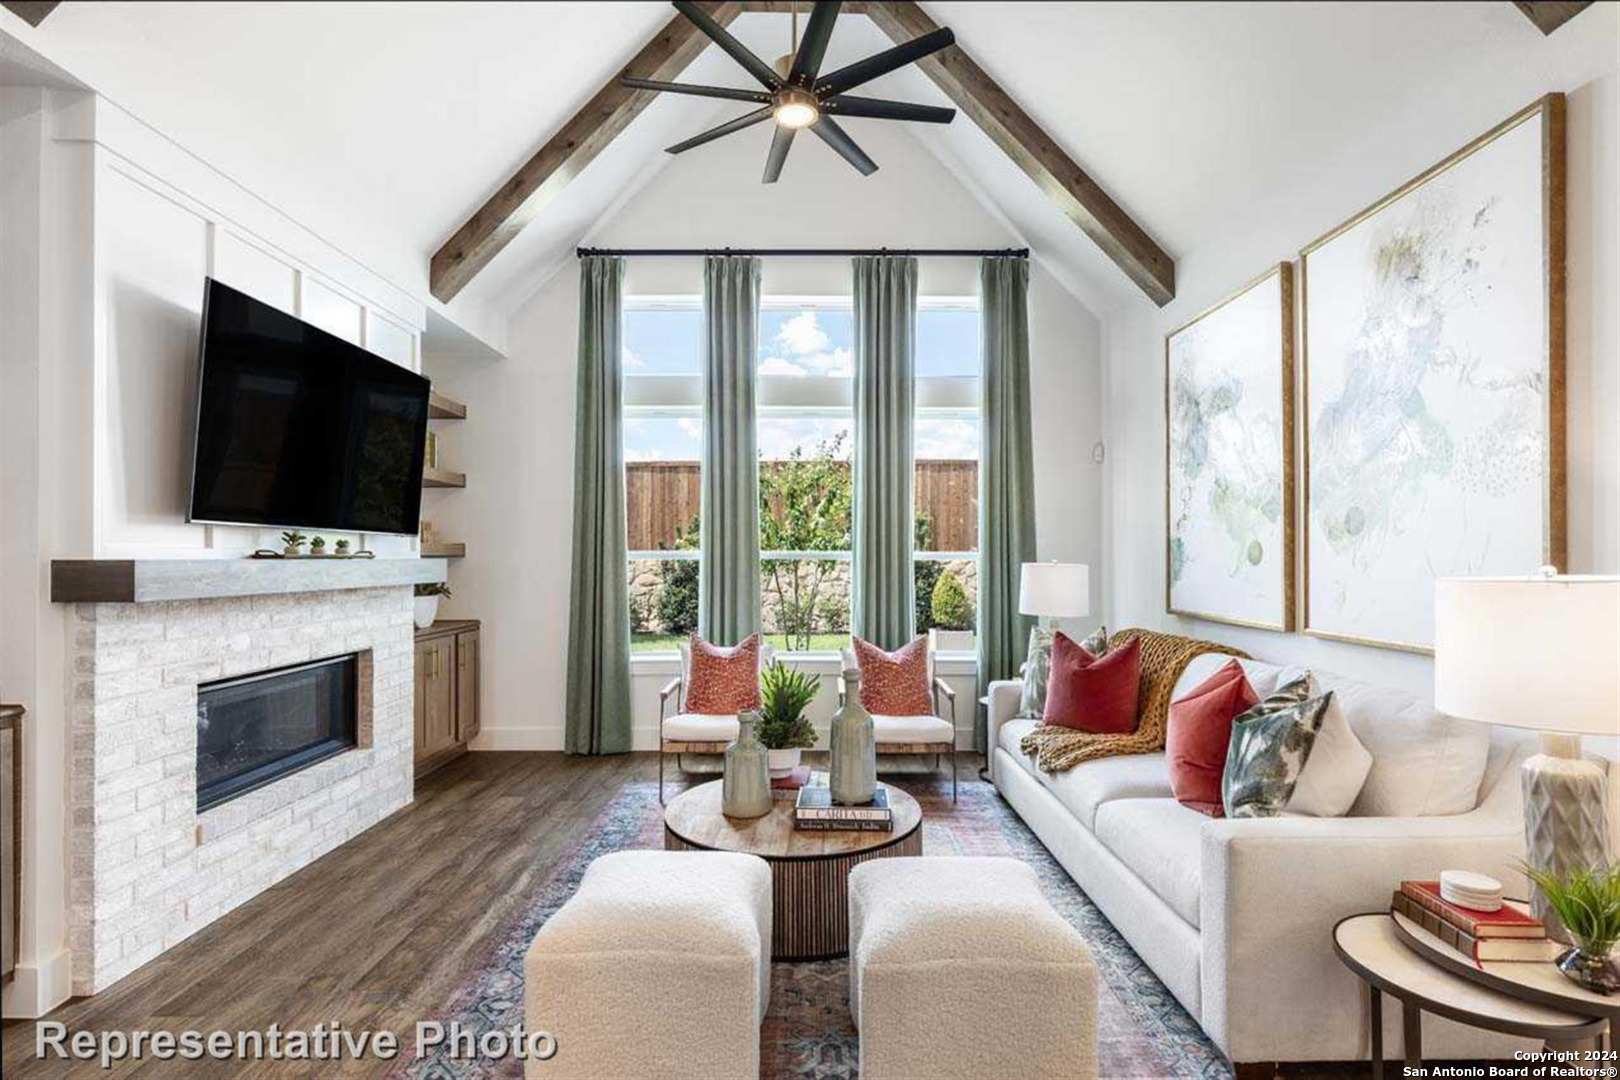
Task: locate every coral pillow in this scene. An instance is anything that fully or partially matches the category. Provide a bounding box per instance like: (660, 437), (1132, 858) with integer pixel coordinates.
(1166, 660), (1259, 816)
(1042, 633), (1141, 734)
(852, 635), (933, 716)
(684, 633), (761, 714)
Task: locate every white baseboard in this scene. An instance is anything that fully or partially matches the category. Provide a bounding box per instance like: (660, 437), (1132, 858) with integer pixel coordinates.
(2, 946), (73, 1019)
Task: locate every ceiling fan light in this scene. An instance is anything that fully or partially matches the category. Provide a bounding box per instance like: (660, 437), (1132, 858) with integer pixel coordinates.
(773, 89), (819, 129)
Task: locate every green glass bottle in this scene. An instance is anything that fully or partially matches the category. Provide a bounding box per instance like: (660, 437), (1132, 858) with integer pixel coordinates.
(722, 710), (771, 818)
(829, 666), (877, 805)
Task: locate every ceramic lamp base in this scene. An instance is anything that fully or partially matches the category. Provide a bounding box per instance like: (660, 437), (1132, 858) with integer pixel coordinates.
(1522, 737), (1610, 944)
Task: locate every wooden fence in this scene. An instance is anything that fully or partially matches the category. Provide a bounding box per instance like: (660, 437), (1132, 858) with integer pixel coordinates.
(626, 460), (979, 552)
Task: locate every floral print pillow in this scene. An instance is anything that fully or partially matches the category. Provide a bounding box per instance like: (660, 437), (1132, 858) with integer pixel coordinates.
(1221, 674), (1334, 818)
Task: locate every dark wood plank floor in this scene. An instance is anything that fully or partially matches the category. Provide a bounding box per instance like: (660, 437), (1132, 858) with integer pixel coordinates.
(2, 752), (1436, 1079)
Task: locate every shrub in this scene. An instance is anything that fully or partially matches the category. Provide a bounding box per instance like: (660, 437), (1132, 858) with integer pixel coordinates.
(930, 570), (973, 631)
(914, 560), (942, 633)
(658, 517), (700, 636)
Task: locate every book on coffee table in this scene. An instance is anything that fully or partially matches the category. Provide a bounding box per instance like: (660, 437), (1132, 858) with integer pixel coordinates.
(794, 784), (893, 830)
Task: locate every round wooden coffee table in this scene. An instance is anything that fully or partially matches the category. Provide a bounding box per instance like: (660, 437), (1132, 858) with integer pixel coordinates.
(663, 779), (923, 960)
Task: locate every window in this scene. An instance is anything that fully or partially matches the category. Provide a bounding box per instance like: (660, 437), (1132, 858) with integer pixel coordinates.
(624, 299), (702, 652)
(914, 300), (981, 645)
(758, 299), (854, 655)
(622, 295), (980, 656)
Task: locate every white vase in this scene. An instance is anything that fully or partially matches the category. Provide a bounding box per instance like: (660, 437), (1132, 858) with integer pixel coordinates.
(766, 747), (801, 778)
(413, 595), (439, 629)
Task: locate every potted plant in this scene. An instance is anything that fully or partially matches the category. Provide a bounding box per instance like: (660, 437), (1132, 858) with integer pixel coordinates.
(1521, 862), (1620, 994)
(757, 660), (818, 777)
(280, 531), (307, 557)
(414, 582), (451, 629)
(309, 536), (327, 555)
(335, 539), (351, 556)
(928, 569), (977, 653)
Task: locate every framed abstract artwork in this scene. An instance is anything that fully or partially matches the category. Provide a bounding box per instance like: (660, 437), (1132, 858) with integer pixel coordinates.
(1302, 94), (1566, 653)
(1165, 262), (1295, 631)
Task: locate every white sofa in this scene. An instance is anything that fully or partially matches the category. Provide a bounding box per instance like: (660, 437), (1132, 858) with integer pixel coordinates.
(987, 651), (1607, 1069)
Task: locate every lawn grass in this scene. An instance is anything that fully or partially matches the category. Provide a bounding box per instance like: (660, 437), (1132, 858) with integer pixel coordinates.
(631, 632), (851, 655)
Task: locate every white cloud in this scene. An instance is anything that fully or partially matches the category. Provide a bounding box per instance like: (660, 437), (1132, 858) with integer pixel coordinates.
(759, 356), (807, 377)
(677, 417), (702, 439)
(774, 310), (829, 356)
(622, 346), (645, 370)
(915, 418), (980, 460)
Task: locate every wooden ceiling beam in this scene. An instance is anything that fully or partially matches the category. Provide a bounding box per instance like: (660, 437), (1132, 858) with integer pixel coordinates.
(862, 1), (1174, 305)
(2, 1), (62, 26)
(429, 1), (743, 303)
(1512, 1), (1593, 35)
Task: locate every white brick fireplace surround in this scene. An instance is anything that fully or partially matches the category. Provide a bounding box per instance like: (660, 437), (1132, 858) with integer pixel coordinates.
(59, 562), (438, 995)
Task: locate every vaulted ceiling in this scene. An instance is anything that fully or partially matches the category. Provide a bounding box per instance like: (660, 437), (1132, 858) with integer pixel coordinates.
(2, 1), (1613, 326)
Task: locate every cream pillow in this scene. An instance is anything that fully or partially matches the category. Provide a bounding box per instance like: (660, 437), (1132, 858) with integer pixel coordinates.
(1285, 687), (1373, 817)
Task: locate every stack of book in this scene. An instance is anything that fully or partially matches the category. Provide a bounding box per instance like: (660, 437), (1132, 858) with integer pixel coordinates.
(1391, 880), (1560, 965)
(794, 784), (893, 832)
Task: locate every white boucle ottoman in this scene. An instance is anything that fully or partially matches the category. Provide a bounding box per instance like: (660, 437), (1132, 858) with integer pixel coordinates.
(849, 856), (1099, 1080)
(524, 850), (771, 1079)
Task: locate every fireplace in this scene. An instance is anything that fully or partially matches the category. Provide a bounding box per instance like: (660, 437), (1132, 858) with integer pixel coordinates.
(196, 654), (359, 810)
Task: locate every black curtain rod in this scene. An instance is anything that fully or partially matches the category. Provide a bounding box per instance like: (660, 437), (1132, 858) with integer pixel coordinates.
(576, 246), (1029, 258)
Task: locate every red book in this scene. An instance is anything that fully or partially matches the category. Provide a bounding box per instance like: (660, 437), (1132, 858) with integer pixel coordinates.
(1392, 893), (1561, 965)
(1399, 881), (1544, 939)
(771, 765), (811, 790)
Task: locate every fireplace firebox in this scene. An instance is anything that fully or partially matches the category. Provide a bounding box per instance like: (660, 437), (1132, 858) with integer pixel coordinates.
(196, 654), (359, 810)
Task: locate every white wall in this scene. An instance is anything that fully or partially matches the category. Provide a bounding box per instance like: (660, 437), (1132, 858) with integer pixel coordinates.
(430, 120), (1105, 751)
(1100, 17), (1620, 697)
(0, 88), (431, 1018)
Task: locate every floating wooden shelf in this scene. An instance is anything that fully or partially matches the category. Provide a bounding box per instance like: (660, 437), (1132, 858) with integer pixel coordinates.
(422, 468), (466, 489)
(420, 542), (466, 559)
(428, 391), (467, 420)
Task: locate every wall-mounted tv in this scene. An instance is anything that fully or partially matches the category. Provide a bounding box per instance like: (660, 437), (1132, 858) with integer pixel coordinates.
(187, 278), (429, 536)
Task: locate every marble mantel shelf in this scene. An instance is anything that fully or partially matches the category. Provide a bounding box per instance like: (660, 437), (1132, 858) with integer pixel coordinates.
(50, 557), (448, 604)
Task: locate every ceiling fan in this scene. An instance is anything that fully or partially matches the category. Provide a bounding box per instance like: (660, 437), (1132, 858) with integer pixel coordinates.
(623, 0), (957, 182)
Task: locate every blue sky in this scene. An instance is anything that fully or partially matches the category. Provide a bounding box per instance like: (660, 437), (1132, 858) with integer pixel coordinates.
(623, 305), (980, 462)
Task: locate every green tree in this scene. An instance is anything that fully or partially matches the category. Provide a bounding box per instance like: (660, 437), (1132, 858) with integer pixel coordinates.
(657, 516), (700, 635)
(931, 569), (974, 631)
(913, 516), (941, 634)
(759, 432), (852, 651)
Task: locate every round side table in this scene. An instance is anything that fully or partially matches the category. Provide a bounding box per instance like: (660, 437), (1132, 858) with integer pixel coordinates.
(663, 778), (923, 960)
(1333, 914), (1610, 1080)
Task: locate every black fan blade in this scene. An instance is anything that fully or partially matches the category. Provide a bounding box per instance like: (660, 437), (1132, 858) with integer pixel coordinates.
(621, 77), (772, 104)
(672, 0), (781, 89)
(787, 1), (841, 84)
(810, 116), (876, 175)
(815, 27), (955, 97)
(823, 95), (955, 124)
(763, 126), (796, 183)
(666, 106), (774, 154)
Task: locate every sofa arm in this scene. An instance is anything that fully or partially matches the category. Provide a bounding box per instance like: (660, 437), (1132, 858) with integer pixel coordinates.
(985, 680), (1023, 781)
(1199, 809), (1527, 1064)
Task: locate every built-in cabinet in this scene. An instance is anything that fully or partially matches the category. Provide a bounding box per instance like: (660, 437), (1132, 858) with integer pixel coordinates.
(414, 620), (479, 776)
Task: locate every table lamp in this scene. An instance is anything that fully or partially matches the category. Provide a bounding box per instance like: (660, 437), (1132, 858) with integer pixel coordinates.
(1433, 572), (1619, 939)
(1019, 562), (1091, 631)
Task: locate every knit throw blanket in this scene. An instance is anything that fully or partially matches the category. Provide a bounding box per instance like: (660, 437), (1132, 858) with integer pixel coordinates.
(1019, 628), (1248, 773)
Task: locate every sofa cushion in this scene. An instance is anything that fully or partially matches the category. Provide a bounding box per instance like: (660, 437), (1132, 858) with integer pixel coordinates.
(1044, 633), (1141, 733)
(872, 714), (954, 745)
(1286, 690), (1373, 817)
(1167, 660), (1259, 816)
(1093, 799), (1206, 928)
(663, 713), (740, 742)
(1000, 719), (1174, 830)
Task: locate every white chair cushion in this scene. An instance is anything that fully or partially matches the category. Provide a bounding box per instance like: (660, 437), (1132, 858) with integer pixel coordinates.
(1093, 799), (1206, 928)
(663, 713), (740, 742)
(997, 718), (1174, 830)
(871, 714), (954, 744)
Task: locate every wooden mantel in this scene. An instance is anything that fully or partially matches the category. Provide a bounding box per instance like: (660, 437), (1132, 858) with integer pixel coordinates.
(51, 558), (448, 604)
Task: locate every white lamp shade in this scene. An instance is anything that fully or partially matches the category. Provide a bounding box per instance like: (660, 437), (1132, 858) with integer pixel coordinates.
(1433, 576), (1620, 737)
(1018, 562), (1091, 619)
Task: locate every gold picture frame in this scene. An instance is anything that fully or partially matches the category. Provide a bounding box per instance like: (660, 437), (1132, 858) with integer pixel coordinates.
(1300, 94), (1567, 654)
(1164, 261), (1296, 632)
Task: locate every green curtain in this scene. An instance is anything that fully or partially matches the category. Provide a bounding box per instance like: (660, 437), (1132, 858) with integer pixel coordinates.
(851, 255), (917, 650)
(977, 256), (1037, 752)
(699, 256), (762, 645)
(564, 256), (633, 755)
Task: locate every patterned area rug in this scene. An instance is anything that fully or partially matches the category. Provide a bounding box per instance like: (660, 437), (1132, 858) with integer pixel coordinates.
(391, 777), (1230, 1080)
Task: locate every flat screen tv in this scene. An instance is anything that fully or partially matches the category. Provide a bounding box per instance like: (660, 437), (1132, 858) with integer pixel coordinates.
(187, 278), (430, 536)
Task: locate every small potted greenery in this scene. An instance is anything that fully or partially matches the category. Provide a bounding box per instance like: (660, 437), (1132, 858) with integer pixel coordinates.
(1521, 861), (1620, 994)
(414, 582), (451, 629)
(309, 536), (327, 555)
(334, 539), (351, 556)
(757, 660), (818, 777)
(280, 531), (307, 557)
(928, 570), (977, 653)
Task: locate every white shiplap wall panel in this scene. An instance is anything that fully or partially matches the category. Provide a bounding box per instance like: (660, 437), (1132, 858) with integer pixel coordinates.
(211, 228), (297, 316)
(300, 275), (363, 345)
(365, 307), (416, 370)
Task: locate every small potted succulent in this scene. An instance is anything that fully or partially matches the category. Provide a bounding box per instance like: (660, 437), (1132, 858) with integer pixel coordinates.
(414, 582), (451, 629)
(756, 660), (818, 777)
(280, 531), (307, 557)
(309, 536), (327, 555)
(335, 538), (351, 556)
(1522, 862), (1620, 994)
